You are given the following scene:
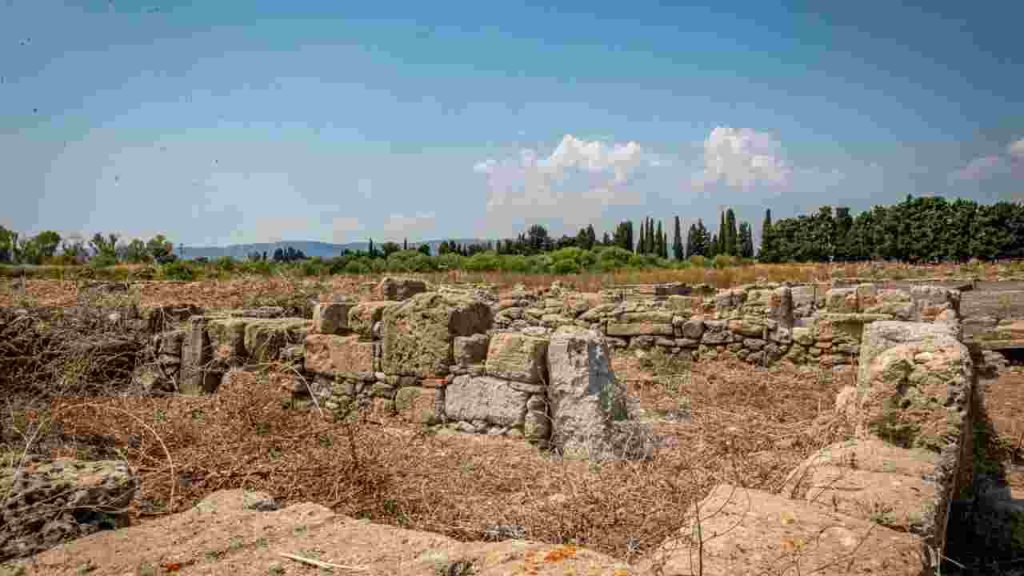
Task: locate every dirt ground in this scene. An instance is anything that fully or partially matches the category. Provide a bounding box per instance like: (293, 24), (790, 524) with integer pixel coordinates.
(46, 357), (851, 563)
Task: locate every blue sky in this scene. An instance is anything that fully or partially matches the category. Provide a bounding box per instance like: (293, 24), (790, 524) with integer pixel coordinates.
(2, 0), (1022, 245)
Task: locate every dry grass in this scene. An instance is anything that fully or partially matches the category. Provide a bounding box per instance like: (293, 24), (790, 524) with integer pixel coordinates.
(1, 260), (1004, 310)
(52, 357), (852, 560)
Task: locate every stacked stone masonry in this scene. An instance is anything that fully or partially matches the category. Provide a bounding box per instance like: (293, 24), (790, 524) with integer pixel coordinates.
(136, 278), (963, 463)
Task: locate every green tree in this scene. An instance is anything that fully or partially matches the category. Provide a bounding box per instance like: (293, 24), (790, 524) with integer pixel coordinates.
(672, 216), (684, 260)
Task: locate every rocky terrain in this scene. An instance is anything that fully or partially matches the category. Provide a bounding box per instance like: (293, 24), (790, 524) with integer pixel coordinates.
(0, 275), (1021, 575)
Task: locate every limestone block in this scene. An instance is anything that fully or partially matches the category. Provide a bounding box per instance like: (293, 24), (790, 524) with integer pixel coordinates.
(680, 318), (704, 340)
(485, 332), (549, 384)
(606, 321), (674, 337)
(381, 291), (492, 378)
(647, 484), (928, 576)
(453, 333), (489, 366)
(243, 318), (309, 364)
(375, 277), (428, 301)
(444, 375), (530, 427)
(312, 301), (352, 335)
(547, 326), (651, 460)
(394, 386), (442, 425)
(348, 301), (397, 339)
(304, 334), (375, 377)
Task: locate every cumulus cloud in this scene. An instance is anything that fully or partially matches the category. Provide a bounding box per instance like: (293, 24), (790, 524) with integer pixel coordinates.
(948, 155), (1009, 183)
(949, 138), (1024, 183)
(1008, 138), (1024, 160)
(383, 212), (436, 240)
(474, 134), (651, 234)
(693, 126), (789, 190)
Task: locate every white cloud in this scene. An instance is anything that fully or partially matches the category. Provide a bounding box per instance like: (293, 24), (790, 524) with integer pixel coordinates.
(694, 126), (789, 190)
(948, 155), (1009, 183)
(1008, 138), (1024, 160)
(383, 212), (436, 240)
(474, 134), (650, 235)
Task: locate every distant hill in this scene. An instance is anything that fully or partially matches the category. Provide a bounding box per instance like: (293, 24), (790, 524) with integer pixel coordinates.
(178, 239), (487, 260)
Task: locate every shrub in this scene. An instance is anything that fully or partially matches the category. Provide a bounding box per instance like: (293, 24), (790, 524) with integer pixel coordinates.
(158, 260), (196, 281)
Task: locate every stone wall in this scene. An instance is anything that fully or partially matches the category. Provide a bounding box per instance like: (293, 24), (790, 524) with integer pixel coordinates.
(491, 280), (960, 369)
(645, 309), (975, 574)
(134, 278), (963, 461)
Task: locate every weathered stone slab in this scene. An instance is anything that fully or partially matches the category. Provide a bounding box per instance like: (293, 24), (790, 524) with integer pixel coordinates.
(485, 332), (548, 384)
(606, 321), (674, 337)
(304, 334), (375, 377)
(646, 484), (927, 576)
(312, 301), (352, 335)
(444, 375), (529, 428)
(784, 440), (942, 534)
(243, 318), (309, 364)
(381, 291), (492, 378)
(547, 326), (650, 460)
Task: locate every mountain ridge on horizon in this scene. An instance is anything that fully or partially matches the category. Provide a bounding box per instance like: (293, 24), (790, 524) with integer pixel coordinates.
(178, 239), (488, 260)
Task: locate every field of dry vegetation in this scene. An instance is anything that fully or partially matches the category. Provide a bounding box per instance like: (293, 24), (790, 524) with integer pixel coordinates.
(0, 263), (991, 564)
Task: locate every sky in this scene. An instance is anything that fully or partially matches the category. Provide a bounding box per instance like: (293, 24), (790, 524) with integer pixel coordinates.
(2, 0), (1023, 246)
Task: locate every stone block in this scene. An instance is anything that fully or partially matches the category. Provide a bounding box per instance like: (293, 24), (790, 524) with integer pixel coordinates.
(394, 386), (442, 425)
(207, 318), (248, 366)
(680, 318), (704, 340)
(348, 301), (396, 339)
(648, 484), (928, 576)
(304, 334), (374, 377)
(856, 321), (971, 453)
(312, 301), (352, 335)
(444, 375), (530, 427)
(826, 287), (859, 313)
(243, 318), (309, 364)
(381, 291), (492, 378)
(547, 327), (651, 460)
(375, 276), (428, 301)
(453, 333), (489, 366)
(700, 320), (733, 344)
(485, 332), (548, 384)
(606, 322), (674, 337)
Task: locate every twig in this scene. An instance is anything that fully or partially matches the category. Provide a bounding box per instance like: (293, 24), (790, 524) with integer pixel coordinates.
(279, 552), (368, 572)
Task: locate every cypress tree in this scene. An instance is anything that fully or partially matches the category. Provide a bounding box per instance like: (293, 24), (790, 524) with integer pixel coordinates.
(673, 216), (684, 260)
(725, 209), (738, 256)
(759, 209), (774, 262)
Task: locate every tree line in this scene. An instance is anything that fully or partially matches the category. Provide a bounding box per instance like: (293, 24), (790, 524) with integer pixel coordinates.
(759, 196), (1024, 263)
(0, 226), (176, 266)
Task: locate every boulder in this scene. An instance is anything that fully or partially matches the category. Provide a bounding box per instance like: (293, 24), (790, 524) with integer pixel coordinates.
(486, 332), (548, 384)
(0, 459), (137, 561)
(381, 291), (492, 378)
(304, 334), (375, 377)
(376, 277), (428, 301)
(453, 333), (489, 366)
(444, 375), (530, 428)
(312, 301), (352, 335)
(546, 326), (650, 460)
